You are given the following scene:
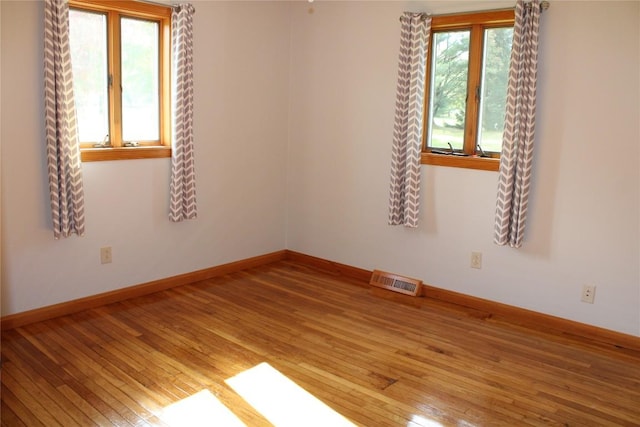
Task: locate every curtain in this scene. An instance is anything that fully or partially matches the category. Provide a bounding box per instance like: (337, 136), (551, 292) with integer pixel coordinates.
(494, 0), (542, 248)
(44, 0), (85, 239)
(388, 13), (431, 228)
(169, 4), (197, 222)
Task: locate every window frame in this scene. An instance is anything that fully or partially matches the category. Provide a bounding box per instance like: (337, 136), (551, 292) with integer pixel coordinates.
(69, 0), (172, 162)
(421, 9), (515, 172)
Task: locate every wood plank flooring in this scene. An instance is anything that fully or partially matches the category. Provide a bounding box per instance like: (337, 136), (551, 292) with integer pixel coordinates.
(2, 261), (639, 426)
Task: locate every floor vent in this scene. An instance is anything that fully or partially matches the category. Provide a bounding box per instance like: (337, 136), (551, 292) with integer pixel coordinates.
(370, 270), (422, 297)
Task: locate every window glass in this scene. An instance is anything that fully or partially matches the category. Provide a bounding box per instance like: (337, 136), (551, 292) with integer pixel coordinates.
(69, 9), (109, 144)
(427, 30), (470, 152)
(121, 17), (160, 142)
(478, 27), (514, 153)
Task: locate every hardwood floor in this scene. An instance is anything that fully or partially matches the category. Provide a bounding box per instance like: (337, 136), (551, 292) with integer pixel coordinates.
(2, 261), (639, 426)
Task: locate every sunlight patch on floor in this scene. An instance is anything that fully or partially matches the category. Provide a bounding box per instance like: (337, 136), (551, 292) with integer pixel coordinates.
(160, 389), (247, 427)
(407, 414), (445, 427)
(226, 362), (356, 427)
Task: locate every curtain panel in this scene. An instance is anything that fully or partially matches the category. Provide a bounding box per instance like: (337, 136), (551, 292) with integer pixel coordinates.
(44, 0), (85, 239)
(169, 4), (197, 222)
(494, 0), (542, 248)
(388, 13), (431, 228)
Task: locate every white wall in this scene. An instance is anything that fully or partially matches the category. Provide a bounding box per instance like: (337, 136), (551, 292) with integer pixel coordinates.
(286, 1), (640, 336)
(2, 1), (639, 338)
(1, 1), (291, 315)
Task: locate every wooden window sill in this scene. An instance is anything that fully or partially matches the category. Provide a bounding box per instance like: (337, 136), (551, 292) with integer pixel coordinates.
(81, 147), (171, 162)
(421, 152), (499, 171)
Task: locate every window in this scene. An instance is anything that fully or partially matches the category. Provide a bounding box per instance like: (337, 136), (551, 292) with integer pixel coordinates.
(422, 10), (514, 171)
(69, 0), (171, 162)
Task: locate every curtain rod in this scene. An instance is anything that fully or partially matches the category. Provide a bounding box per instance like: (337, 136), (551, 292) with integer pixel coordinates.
(401, 1), (550, 21)
(134, 0), (175, 8)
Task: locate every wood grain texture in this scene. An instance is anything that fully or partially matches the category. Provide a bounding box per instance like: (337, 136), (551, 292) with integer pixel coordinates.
(80, 146), (171, 162)
(2, 261), (639, 426)
(421, 152), (500, 171)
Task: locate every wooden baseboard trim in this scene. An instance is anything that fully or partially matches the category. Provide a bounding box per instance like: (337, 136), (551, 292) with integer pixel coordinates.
(1, 250), (287, 331)
(422, 285), (640, 352)
(284, 250), (371, 284)
(284, 250), (640, 352)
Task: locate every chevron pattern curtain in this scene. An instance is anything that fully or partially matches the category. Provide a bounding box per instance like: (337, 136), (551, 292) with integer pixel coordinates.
(494, 0), (541, 248)
(169, 4), (197, 222)
(388, 13), (431, 228)
(44, 0), (85, 239)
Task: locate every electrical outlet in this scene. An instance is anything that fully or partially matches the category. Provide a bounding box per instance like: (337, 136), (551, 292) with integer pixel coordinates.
(100, 246), (112, 264)
(581, 285), (596, 304)
(471, 251), (482, 269)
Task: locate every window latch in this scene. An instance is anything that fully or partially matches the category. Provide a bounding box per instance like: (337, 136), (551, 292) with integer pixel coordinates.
(93, 134), (110, 148)
(448, 142), (469, 157)
(431, 142), (468, 157)
(431, 143), (456, 155)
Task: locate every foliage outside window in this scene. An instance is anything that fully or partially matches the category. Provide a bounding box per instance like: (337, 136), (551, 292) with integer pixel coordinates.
(422, 10), (514, 171)
(69, 0), (171, 162)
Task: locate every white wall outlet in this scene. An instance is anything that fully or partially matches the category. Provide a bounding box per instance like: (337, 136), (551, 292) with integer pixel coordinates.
(581, 285), (596, 304)
(100, 246), (112, 264)
(471, 251), (482, 269)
